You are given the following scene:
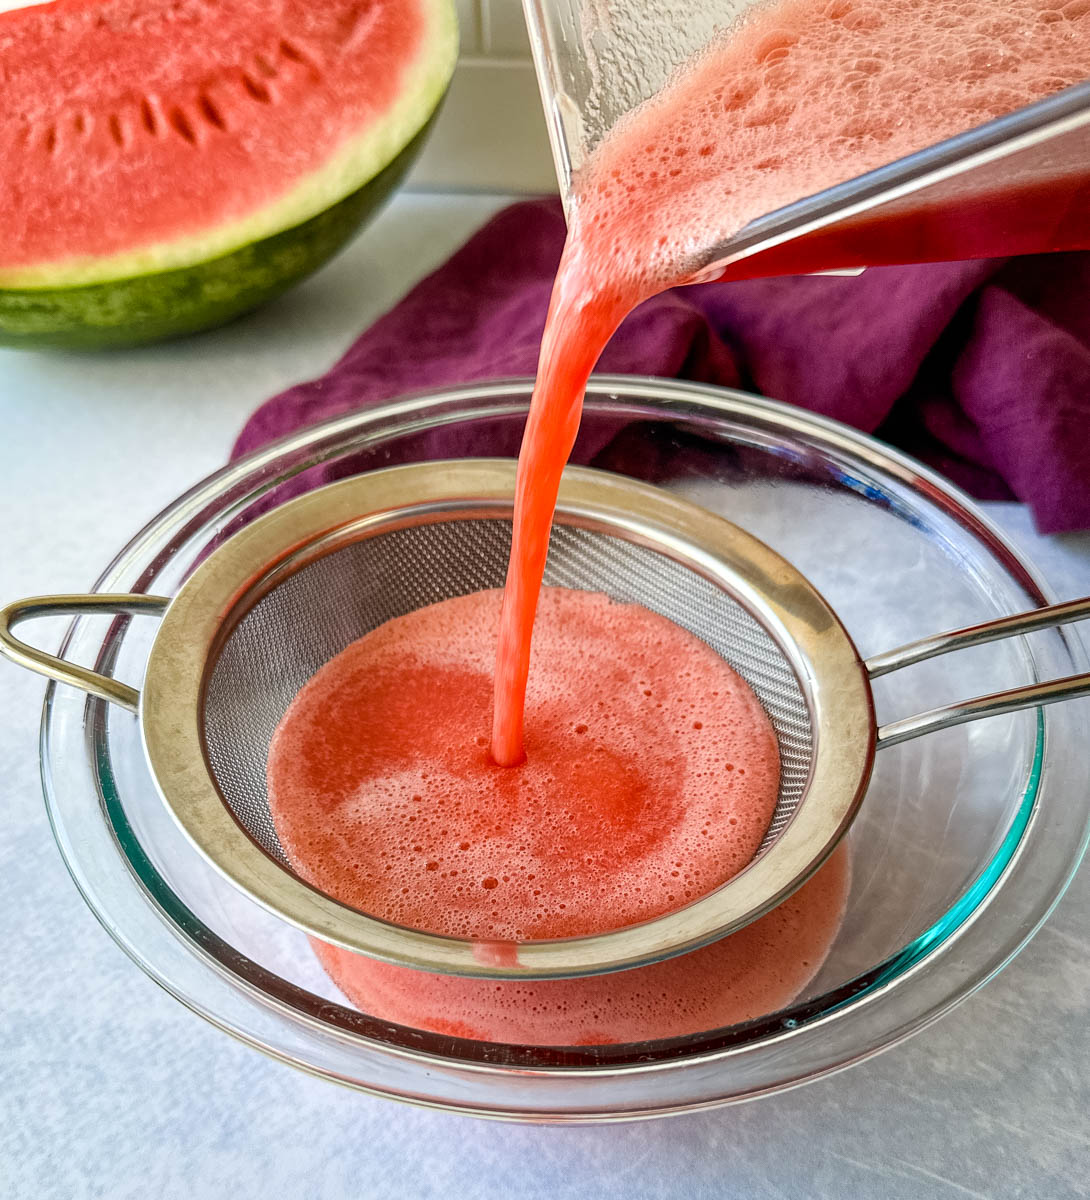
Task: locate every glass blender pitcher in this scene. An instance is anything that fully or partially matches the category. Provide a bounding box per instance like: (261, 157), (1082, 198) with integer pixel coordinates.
(520, 0), (1090, 279)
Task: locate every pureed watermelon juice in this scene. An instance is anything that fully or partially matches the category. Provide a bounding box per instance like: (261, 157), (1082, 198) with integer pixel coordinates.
(268, 589), (851, 1043)
(268, 0), (1090, 1045)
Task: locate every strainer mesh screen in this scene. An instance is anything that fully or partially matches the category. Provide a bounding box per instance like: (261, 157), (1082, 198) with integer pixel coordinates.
(202, 518), (813, 871)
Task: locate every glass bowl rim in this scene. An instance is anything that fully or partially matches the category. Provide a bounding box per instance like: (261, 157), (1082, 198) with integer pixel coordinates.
(38, 375), (1090, 1109)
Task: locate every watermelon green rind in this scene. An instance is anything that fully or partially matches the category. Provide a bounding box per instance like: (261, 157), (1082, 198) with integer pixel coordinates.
(0, 116), (437, 349)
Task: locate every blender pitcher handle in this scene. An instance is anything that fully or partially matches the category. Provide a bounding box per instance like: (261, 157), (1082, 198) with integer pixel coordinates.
(866, 597), (1090, 749)
(0, 594), (170, 713)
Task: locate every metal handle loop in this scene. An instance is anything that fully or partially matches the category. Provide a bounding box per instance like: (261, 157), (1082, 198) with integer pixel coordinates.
(0, 594), (170, 712)
(867, 596), (1090, 748)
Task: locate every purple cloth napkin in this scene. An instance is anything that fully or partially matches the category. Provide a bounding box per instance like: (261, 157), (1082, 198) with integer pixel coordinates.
(235, 197), (1090, 532)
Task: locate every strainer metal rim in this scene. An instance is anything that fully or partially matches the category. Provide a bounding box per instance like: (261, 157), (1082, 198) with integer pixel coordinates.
(140, 459), (874, 979)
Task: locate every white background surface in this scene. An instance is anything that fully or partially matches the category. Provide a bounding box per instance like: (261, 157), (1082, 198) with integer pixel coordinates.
(2, 193), (1089, 1199)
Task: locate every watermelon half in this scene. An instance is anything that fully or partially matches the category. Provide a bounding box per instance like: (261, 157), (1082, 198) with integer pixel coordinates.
(0, 0), (458, 348)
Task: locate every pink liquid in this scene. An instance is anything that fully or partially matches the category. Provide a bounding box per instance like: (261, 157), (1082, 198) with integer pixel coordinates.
(313, 846), (850, 1044)
(268, 588), (780, 942)
(268, 588), (850, 1044)
(491, 0), (1090, 763)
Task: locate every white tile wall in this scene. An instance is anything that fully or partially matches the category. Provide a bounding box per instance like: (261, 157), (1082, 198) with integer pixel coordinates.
(408, 0), (556, 193)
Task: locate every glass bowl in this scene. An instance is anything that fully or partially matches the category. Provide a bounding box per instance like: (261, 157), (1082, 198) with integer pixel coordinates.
(41, 377), (1090, 1121)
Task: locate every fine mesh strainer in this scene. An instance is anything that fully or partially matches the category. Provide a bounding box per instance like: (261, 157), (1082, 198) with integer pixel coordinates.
(4, 459), (1090, 979)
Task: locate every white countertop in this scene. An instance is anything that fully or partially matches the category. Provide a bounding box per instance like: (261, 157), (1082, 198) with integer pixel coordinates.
(2, 192), (1088, 1200)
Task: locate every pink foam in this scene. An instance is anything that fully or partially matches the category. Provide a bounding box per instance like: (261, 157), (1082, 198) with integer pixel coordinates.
(268, 587), (852, 1044)
(268, 587), (781, 942)
(314, 845), (851, 1045)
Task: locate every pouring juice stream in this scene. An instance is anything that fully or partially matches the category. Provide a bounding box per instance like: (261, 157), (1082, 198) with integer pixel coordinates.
(491, 0), (1090, 765)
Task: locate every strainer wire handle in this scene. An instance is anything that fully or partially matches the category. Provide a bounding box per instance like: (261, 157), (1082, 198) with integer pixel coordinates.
(867, 596), (1090, 748)
(0, 594), (169, 713)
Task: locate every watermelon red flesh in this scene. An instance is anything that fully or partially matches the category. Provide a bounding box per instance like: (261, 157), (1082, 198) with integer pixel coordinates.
(0, 0), (456, 285)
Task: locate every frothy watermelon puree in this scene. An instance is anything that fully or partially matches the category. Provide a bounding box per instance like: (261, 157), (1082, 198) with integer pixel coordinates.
(267, 589), (851, 1043)
(314, 846), (850, 1044)
(268, 589), (780, 942)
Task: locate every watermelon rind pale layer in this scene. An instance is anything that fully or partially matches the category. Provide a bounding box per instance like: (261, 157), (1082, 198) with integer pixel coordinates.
(0, 116), (437, 350)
